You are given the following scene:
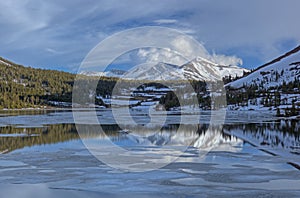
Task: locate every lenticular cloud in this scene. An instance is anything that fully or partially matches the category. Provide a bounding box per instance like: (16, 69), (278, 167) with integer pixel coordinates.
(136, 35), (243, 66)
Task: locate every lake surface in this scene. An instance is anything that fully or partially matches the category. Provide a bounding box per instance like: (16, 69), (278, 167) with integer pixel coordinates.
(0, 109), (300, 197)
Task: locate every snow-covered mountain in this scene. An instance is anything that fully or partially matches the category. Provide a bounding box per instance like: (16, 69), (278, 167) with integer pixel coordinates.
(79, 56), (248, 81)
(181, 57), (248, 81)
(181, 57), (223, 81)
(123, 62), (185, 81)
(79, 69), (126, 78)
(79, 71), (106, 76)
(99, 57), (249, 82)
(227, 45), (300, 89)
(105, 69), (126, 77)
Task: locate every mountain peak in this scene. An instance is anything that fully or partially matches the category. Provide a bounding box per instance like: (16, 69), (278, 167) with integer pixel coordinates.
(80, 57), (248, 82)
(192, 56), (218, 66)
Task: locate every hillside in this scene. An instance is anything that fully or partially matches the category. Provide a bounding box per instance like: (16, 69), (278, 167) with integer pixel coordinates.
(227, 45), (300, 89)
(226, 46), (300, 116)
(0, 57), (75, 109)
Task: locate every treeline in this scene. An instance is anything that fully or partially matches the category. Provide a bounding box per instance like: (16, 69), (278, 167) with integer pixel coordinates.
(0, 58), (125, 109)
(159, 80), (229, 110)
(227, 78), (300, 116)
(0, 59), (74, 108)
(222, 70), (252, 84)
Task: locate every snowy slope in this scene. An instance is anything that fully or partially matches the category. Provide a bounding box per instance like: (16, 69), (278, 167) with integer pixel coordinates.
(181, 57), (249, 81)
(105, 69), (126, 78)
(227, 45), (300, 89)
(123, 62), (185, 81)
(216, 65), (248, 78)
(181, 57), (222, 81)
(0, 58), (13, 67)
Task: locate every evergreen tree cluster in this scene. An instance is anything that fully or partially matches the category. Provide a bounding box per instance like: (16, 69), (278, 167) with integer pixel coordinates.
(0, 59), (74, 108)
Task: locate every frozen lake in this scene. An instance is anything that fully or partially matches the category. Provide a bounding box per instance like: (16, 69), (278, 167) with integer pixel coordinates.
(0, 109), (300, 197)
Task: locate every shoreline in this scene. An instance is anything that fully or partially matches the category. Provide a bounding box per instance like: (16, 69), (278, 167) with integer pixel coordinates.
(0, 107), (298, 121)
(0, 107), (72, 111)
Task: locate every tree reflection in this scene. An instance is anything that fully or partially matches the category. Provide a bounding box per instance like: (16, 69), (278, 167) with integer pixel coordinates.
(1, 120), (299, 154)
(0, 124), (78, 153)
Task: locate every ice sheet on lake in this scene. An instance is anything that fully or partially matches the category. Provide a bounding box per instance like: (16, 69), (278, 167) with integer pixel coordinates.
(0, 142), (300, 197)
(0, 109), (278, 127)
(0, 110), (299, 196)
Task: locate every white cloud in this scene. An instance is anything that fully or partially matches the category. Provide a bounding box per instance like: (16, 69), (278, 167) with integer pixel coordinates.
(136, 48), (186, 65)
(171, 35), (210, 60)
(45, 48), (64, 55)
(211, 53), (243, 66)
(154, 19), (178, 24)
(135, 36), (243, 66)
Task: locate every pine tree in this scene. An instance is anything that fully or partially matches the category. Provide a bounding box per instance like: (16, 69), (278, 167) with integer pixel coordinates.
(276, 108), (281, 117)
(291, 102), (296, 116)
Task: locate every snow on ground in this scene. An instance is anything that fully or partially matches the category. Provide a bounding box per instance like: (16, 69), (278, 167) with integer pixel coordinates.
(0, 59), (12, 67)
(217, 65), (248, 78)
(140, 101), (158, 106)
(227, 47), (300, 89)
(105, 99), (140, 106)
(227, 93), (300, 113)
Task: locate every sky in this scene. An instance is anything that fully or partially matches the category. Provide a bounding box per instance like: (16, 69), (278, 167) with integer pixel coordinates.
(0, 0), (300, 73)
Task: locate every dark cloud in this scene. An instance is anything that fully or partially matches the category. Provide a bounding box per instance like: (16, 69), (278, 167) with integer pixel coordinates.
(0, 0), (299, 71)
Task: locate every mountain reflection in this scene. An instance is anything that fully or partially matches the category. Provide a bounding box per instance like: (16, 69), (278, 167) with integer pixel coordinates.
(0, 120), (299, 154)
(224, 120), (300, 153)
(108, 124), (243, 153)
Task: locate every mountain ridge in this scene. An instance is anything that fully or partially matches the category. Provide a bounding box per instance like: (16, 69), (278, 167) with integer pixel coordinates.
(254, 45), (300, 72)
(0, 57), (75, 108)
(83, 57), (249, 82)
(227, 45), (300, 89)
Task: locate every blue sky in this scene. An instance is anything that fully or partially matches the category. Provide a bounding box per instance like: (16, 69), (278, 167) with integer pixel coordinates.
(0, 0), (299, 73)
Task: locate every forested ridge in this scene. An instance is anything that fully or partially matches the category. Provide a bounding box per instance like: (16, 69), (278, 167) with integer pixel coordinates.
(0, 57), (75, 108)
